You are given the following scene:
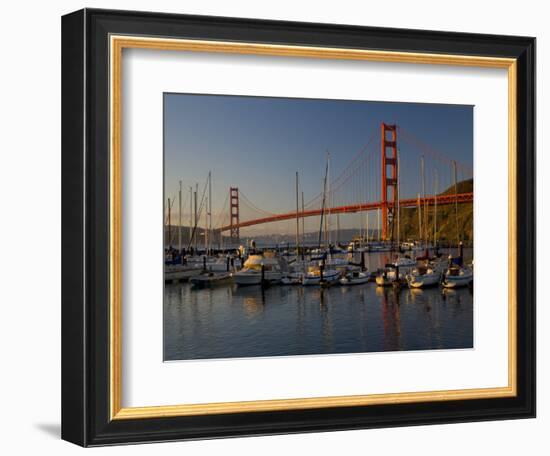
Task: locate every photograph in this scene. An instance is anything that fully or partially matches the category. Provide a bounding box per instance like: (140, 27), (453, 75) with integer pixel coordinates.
(163, 94), (474, 361)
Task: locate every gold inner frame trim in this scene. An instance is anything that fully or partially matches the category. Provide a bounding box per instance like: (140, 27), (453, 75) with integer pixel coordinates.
(109, 35), (518, 420)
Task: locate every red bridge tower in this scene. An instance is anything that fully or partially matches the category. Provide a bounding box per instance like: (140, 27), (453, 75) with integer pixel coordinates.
(229, 187), (240, 245)
(381, 123), (398, 241)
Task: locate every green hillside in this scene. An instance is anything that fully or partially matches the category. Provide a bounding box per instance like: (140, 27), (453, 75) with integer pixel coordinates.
(398, 178), (473, 243)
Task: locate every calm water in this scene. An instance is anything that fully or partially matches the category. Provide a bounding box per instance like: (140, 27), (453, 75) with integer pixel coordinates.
(164, 248), (473, 361)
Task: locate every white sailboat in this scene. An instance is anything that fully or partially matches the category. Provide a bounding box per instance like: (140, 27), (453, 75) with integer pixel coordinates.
(375, 255), (416, 286)
(375, 265), (400, 287)
(302, 263), (340, 286)
(340, 270), (369, 285)
(282, 258), (309, 285)
(190, 271), (232, 287)
(407, 262), (441, 288)
(442, 163), (473, 289)
(442, 263), (473, 288)
(231, 254), (286, 286)
(302, 153), (340, 287)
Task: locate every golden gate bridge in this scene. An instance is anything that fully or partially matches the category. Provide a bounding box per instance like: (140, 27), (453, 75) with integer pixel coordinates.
(182, 122), (473, 247)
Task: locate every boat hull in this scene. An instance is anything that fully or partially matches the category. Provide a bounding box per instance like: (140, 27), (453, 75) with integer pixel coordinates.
(190, 273), (232, 287)
(232, 272), (282, 286)
(443, 269), (474, 288)
(302, 270), (340, 286)
(442, 274), (473, 288)
(407, 272), (441, 288)
(164, 267), (202, 282)
(340, 275), (369, 285)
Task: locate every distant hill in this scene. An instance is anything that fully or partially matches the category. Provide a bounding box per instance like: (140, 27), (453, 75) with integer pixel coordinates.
(243, 229), (381, 247)
(399, 178), (473, 242)
(164, 225), (376, 248)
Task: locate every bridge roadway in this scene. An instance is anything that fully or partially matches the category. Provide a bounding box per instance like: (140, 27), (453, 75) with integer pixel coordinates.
(219, 192), (473, 232)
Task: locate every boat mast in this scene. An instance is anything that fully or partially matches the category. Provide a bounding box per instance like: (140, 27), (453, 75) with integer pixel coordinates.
(204, 194), (208, 252)
(359, 198), (363, 244)
(396, 148), (400, 249)
(218, 219), (223, 253)
(178, 181), (182, 255)
(301, 191), (305, 249)
(452, 160), (460, 254)
(434, 169), (438, 245)
(208, 171), (212, 254)
(365, 211), (369, 244)
(318, 156), (329, 250)
(295, 171), (300, 256)
(194, 184), (198, 251)
(360, 179), (364, 244)
(189, 186), (193, 248)
(421, 154), (426, 246)
(204, 177), (208, 253)
(417, 193), (422, 241)
(325, 152), (331, 248)
(365, 176), (370, 243)
(336, 213), (340, 245)
(167, 197), (172, 250)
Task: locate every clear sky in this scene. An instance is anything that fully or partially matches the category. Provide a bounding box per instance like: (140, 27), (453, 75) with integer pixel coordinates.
(164, 93), (473, 235)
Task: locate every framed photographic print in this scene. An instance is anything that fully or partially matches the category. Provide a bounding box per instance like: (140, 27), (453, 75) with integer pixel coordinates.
(61, 8), (535, 446)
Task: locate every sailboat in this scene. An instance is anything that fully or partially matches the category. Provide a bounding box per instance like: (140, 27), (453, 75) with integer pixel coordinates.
(407, 262), (441, 288)
(442, 262), (473, 288)
(190, 270), (232, 287)
(340, 270), (369, 285)
(302, 154), (339, 286)
(302, 264), (341, 286)
(442, 243), (473, 288)
(232, 253), (287, 286)
(164, 193), (202, 283)
(166, 173), (214, 283)
(407, 170), (443, 288)
(282, 172), (306, 285)
(442, 162), (473, 288)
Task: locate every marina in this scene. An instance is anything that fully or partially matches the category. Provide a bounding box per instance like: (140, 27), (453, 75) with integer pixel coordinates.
(164, 247), (473, 360)
(164, 248), (473, 360)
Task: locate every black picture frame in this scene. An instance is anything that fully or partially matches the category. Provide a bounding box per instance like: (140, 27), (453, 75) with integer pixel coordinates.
(62, 8), (535, 447)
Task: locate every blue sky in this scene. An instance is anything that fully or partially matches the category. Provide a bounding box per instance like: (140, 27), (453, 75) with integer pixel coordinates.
(164, 93), (472, 235)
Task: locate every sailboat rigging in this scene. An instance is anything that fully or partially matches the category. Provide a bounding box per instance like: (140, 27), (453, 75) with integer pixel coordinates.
(317, 155), (329, 251)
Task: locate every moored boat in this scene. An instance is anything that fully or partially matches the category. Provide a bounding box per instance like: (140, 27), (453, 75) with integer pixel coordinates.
(393, 255), (417, 270)
(164, 264), (202, 282)
(340, 270), (369, 286)
(406, 264), (441, 288)
(375, 254), (416, 287)
(442, 265), (473, 288)
(231, 253), (286, 286)
(190, 271), (232, 287)
(325, 257), (351, 274)
(375, 267), (398, 287)
(302, 264), (340, 286)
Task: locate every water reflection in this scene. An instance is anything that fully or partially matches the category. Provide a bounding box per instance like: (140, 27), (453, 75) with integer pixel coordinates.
(242, 296), (263, 317)
(376, 287), (400, 351)
(164, 249), (474, 361)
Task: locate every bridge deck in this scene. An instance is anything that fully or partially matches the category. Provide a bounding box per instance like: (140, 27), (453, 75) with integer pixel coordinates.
(219, 192), (473, 232)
